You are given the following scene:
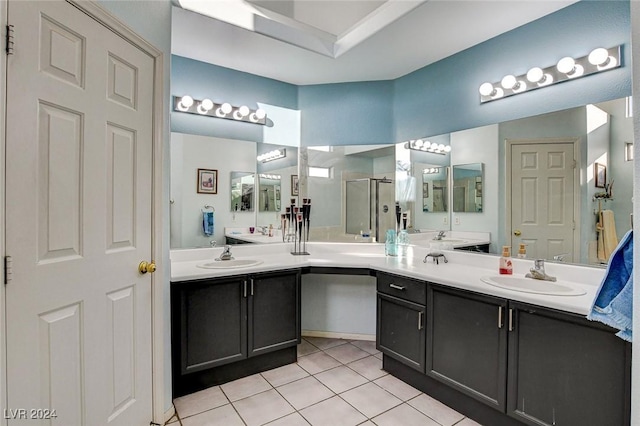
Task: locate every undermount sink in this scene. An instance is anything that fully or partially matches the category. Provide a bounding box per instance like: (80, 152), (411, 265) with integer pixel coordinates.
(197, 259), (264, 269)
(434, 239), (466, 244)
(480, 275), (586, 296)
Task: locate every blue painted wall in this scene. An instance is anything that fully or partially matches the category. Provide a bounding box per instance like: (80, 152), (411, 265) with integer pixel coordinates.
(171, 55), (298, 142)
(298, 81), (394, 146)
(393, 0), (631, 141)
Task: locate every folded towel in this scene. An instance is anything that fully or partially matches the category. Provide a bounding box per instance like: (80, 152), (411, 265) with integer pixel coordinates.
(587, 229), (633, 342)
(203, 211), (214, 236)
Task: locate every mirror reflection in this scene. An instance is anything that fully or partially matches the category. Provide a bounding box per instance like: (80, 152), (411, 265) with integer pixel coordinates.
(170, 97), (633, 267)
(452, 163), (483, 213)
(231, 172), (255, 212)
(422, 166), (449, 213)
(258, 174), (281, 212)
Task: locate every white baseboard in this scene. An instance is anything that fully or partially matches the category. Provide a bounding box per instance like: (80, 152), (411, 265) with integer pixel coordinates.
(302, 330), (375, 342)
(164, 405), (176, 424)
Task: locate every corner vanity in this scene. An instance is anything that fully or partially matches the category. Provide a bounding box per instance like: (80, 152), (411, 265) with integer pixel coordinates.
(170, 243), (631, 426)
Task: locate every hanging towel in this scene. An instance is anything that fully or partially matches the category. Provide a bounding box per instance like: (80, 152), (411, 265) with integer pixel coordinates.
(203, 211), (214, 236)
(587, 229), (633, 342)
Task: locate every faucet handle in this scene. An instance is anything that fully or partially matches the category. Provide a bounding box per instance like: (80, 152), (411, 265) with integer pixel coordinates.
(534, 259), (545, 268)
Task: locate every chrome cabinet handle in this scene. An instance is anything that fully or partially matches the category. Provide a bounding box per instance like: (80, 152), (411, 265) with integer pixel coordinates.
(508, 308), (514, 332)
(250, 278), (254, 296)
(389, 283), (405, 291)
(418, 311), (424, 330)
(498, 306), (504, 329)
(243, 281), (247, 298)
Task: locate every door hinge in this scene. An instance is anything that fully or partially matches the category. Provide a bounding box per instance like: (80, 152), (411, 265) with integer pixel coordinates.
(572, 159), (577, 169)
(4, 256), (13, 285)
(5, 24), (14, 55)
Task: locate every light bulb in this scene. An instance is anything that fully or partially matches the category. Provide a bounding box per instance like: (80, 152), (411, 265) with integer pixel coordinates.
(239, 106), (250, 117)
(423, 141), (431, 148)
(438, 144), (445, 151)
(255, 109), (266, 119)
(526, 67), (544, 83)
(557, 57), (576, 74)
(588, 48), (609, 66)
(444, 145), (452, 153)
(414, 139), (424, 148)
(197, 98), (214, 114)
(221, 103), (232, 114)
(178, 95), (194, 110)
(501, 75), (517, 90)
(479, 82), (495, 97)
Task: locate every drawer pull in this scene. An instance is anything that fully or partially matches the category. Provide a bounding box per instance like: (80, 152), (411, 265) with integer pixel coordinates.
(418, 311), (424, 330)
(508, 308), (514, 332)
(250, 278), (254, 296)
(389, 283), (405, 291)
(243, 281), (247, 298)
(498, 306), (504, 329)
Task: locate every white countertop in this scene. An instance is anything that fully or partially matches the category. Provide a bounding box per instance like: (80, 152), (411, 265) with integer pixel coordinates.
(170, 242), (604, 316)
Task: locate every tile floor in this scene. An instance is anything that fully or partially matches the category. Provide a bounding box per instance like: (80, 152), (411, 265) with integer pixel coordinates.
(168, 337), (482, 426)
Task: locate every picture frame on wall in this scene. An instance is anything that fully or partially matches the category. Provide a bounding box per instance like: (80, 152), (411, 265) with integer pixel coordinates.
(291, 175), (299, 196)
(595, 163), (606, 188)
(197, 168), (218, 194)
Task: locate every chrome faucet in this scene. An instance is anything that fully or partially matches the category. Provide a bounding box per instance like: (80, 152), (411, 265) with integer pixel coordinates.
(525, 259), (556, 282)
(258, 226), (268, 235)
(216, 245), (234, 261)
(433, 230), (446, 241)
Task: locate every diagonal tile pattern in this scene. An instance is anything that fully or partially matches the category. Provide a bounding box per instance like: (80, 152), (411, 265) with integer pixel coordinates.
(172, 337), (484, 426)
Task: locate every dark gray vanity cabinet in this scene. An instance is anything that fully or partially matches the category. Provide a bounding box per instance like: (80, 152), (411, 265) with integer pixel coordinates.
(376, 272), (426, 372)
(248, 271), (301, 357)
(171, 269), (301, 396)
(506, 302), (631, 426)
(427, 285), (508, 411)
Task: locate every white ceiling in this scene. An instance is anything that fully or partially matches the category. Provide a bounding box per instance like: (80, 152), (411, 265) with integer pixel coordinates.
(172, 0), (578, 85)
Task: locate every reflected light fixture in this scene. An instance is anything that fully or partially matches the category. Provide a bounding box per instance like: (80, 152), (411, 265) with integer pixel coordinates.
(479, 45), (621, 103)
(423, 168), (440, 174)
(173, 96), (268, 125)
(404, 140), (451, 155)
(257, 149), (286, 163)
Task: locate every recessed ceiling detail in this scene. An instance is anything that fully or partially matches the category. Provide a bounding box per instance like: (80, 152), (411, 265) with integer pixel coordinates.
(178, 0), (426, 58)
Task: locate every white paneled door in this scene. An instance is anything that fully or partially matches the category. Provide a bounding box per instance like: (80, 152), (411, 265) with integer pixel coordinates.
(5, 1), (154, 424)
(510, 141), (576, 262)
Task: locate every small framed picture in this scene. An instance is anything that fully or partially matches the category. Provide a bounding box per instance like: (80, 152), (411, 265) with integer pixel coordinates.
(595, 162), (606, 188)
(197, 168), (218, 194)
(291, 175), (299, 196)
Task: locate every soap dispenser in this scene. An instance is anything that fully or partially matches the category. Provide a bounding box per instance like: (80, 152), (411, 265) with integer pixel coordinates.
(500, 246), (513, 275)
(517, 243), (527, 259)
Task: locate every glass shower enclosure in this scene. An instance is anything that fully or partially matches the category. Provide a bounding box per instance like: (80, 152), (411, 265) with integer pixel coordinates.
(345, 178), (395, 243)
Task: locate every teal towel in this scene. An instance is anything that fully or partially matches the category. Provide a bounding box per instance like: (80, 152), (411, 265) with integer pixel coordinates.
(587, 229), (633, 342)
(203, 211), (214, 236)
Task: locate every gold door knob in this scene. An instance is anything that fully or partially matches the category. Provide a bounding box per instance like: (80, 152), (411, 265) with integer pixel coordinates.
(139, 261), (156, 274)
(513, 230), (522, 236)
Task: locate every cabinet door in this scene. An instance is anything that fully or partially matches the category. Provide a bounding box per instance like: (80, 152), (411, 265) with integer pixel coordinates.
(248, 270), (300, 357)
(427, 286), (507, 410)
(179, 277), (247, 374)
(377, 293), (426, 372)
(507, 302), (631, 426)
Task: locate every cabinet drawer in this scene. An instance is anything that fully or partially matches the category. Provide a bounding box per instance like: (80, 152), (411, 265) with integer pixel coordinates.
(377, 272), (426, 305)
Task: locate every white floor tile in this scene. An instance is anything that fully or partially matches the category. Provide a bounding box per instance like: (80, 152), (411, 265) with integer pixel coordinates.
(173, 385), (229, 418)
(221, 373), (272, 402)
(350, 340), (380, 355)
(373, 374), (422, 401)
(324, 343), (370, 364)
(371, 403), (440, 426)
(181, 404), (245, 426)
(299, 396), (367, 426)
(262, 363), (309, 387)
(298, 339), (321, 357)
(456, 417), (484, 426)
(408, 393), (465, 426)
(233, 389), (295, 426)
(296, 351), (342, 375)
(314, 365), (368, 394)
(265, 412), (311, 426)
(340, 382), (402, 418)
(347, 355), (386, 381)
(303, 336), (348, 350)
(277, 376), (335, 410)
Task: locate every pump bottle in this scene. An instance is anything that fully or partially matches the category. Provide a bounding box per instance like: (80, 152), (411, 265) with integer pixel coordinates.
(499, 246), (513, 275)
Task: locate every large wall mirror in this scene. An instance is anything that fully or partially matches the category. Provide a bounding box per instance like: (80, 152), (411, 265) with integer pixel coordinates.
(170, 97), (632, 268)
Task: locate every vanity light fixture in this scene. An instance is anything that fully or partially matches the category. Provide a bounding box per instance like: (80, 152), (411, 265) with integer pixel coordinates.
(423, 168), (440, 174)
(259, 174), (281, 180)
(479, 45), (621, 103)
(257, 149), (286, 163)
(404, 139), (451, 155)
(173, 96), (268, 125)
